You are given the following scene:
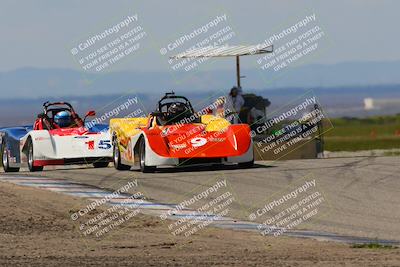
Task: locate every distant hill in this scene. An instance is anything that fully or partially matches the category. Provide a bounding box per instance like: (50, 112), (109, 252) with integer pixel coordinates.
(1, 61), (400, 125)
(1, 61), (400, 99)
(1, 84), (399, 126)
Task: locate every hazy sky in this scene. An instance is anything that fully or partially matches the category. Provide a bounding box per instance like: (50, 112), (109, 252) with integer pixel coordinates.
(0, 0), (398, 72)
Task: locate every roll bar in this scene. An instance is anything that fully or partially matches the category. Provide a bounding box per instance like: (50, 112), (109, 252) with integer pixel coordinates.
(157, 92), (195, 113)
(42, 101), (75, 114)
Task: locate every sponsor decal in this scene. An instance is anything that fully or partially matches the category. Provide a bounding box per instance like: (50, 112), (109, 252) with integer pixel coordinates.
(170, 143), (187, 150)
(74, 136), (89, 139)
(209, 137), (225, 142)
(85, 140), (95, 150)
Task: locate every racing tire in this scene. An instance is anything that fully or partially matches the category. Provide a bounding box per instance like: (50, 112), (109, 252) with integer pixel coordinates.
(93, 161), (109, 168)
(1, 141), (20, 172)
(27, 138), (43, 172)
(138, 138), (156, 173)
(238, 160), (254, 169)
(113, 141), (131, 170)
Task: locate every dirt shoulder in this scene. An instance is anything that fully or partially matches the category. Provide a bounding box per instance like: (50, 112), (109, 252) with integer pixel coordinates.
(0, 181), (399, 267)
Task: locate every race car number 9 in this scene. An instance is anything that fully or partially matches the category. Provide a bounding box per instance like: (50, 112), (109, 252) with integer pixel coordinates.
(191, 137), (207, 147)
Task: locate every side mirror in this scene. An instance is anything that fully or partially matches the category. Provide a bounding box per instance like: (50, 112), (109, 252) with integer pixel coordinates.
(83, 110), (96, 126)
(85, 110), (96, 117)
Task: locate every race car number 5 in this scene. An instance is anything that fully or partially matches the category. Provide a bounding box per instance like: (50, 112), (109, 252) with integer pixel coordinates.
(191, 137), (207, 147)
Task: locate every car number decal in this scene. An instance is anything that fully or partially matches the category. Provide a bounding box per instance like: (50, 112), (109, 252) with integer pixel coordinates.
(191, 137), (207, 147)
(98, 140), (112, 149)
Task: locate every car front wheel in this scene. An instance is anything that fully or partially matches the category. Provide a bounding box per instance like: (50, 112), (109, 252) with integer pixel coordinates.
(27, 138), (43, 172)
(2, 142), (19, 172)
(113, 141), (131, 170)
(138, 138), (156, 173)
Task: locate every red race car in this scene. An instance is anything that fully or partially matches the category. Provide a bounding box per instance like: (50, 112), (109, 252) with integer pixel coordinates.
(110, 92), (254, 172)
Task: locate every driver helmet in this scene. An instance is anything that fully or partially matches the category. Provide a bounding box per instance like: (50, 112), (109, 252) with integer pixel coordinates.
(168, 103), (186, 115)
(54, 111), (71, 128)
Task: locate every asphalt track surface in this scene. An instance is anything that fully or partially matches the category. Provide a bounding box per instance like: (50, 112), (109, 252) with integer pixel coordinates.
(1, 156), (399, 243)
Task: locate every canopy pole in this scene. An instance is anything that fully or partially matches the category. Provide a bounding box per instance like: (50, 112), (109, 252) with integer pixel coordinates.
(236, 56), (241, 88)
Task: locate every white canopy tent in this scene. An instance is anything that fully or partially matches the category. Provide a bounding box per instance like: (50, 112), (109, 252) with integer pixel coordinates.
(170, 44), (273, 88)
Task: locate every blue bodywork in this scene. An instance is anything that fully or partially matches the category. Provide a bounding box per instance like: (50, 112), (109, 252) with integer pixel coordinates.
(0, 125), (32, 165)
(87, 124), (109, 133)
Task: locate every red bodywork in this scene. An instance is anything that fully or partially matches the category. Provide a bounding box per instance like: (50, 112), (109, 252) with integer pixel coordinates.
(143, 121), (251, 158)
(30, 102), (104, 167)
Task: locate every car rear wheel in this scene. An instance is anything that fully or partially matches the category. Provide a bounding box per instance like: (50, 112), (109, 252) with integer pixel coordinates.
(113, 141), (131, 170)
(2, 142), (19, 172)
(27, 138), (43, 172)
(139, 138), (156, 173)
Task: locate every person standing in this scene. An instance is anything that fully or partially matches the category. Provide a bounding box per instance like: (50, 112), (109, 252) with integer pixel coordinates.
(226, 86), (244, 124)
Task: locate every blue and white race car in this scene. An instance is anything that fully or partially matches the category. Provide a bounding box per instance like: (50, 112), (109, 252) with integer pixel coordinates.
(0, 101), (112, 172)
